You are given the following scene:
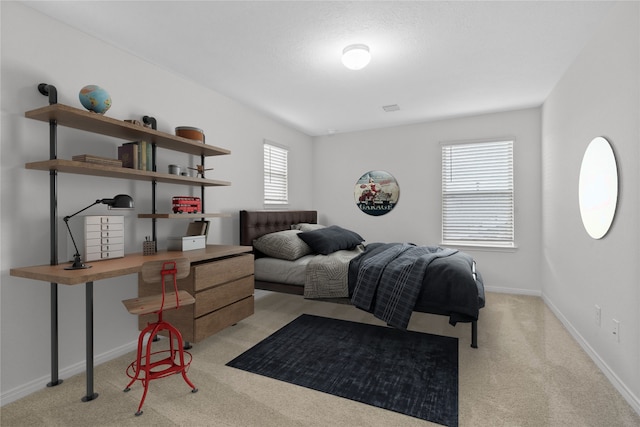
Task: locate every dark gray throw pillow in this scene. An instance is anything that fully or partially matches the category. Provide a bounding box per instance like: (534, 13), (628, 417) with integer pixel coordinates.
(297, 225), (364, 255)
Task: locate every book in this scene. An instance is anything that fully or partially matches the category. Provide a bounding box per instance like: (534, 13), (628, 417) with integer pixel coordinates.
(147, 141), (154, 171)
(72, 154), (122, 167)
(140, 141), (147, 171)
(186, 220), (209, 236)
(118, 143), (138, 169)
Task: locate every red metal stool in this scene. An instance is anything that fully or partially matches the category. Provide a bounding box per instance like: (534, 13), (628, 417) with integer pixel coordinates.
(122, 258), (197, 416)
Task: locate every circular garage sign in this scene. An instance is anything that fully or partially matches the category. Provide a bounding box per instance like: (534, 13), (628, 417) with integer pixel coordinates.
(354, 170), (400, 216)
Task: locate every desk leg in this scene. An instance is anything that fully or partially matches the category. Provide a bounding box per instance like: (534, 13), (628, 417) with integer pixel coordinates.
(47, 282), (63, 387)
(81, 281), (99, 402)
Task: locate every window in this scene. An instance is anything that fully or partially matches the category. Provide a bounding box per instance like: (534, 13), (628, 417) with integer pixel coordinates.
(264, 141), (288, 205)
(441, 139), (514, 248)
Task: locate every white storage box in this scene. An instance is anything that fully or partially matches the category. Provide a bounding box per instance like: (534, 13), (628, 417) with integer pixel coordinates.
(68, 215), (125, 262)
(167, 235), (206, 251)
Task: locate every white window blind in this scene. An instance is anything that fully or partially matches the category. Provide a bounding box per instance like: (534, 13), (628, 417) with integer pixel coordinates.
(441, 140), (514, 247)
(264, 141), (288, 205)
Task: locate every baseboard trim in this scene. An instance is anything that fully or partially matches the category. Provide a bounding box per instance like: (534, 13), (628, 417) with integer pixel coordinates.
(542, 293), (640, 416)
(0, 339), (137, 407)
(484, 285), (541, 296)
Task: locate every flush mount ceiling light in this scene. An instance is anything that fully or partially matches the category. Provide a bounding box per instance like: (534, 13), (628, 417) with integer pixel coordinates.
(342, 44), (371, 70)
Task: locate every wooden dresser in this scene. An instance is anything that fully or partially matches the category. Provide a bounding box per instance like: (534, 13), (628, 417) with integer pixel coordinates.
(137, 246), (254, 343)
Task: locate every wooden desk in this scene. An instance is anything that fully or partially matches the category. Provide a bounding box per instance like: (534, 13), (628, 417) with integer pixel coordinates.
(10, 245), (252, 402)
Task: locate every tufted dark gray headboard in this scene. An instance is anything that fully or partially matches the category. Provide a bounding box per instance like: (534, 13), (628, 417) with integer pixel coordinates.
(239, 210), (318, 246)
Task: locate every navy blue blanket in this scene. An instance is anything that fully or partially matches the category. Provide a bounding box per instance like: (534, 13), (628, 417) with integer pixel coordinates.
(349, 243), (484, 329)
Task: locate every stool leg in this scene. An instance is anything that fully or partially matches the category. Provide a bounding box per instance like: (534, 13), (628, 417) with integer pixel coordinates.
(124, 323), (154, 392)
(170, 326), (198, 392)
(135, 378), (149, 417)
(124, 322), (163, 416)
(134, 323), (163, 416)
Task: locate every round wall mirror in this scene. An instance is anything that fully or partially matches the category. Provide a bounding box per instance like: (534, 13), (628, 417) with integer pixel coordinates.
(578, 136), (618, 239)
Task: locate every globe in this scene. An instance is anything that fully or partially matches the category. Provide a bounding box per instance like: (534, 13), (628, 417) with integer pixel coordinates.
(79, 85), (112, 114)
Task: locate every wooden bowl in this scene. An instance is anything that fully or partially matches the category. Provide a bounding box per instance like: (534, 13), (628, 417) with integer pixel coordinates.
(175, 126), (204, 142)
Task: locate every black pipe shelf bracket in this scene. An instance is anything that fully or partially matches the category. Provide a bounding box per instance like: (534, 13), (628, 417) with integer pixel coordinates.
(38, 83), (63, 388)
(143, 116), (159, 244)
(38, 83), (58, 105)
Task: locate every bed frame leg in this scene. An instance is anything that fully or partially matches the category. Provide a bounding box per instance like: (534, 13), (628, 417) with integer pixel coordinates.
(471, 321), (478, 348)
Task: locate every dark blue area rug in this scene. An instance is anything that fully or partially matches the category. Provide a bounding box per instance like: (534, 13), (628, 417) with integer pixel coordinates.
(226, 314), (458, 427)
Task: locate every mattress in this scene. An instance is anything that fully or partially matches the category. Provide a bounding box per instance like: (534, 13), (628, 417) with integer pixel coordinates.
(254, 255), (314, 286)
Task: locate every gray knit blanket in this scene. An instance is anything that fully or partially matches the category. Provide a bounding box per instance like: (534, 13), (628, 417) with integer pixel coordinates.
(304, 246), (364, 299)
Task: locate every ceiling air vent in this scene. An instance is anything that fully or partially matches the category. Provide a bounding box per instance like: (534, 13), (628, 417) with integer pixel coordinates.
(382, 104), (400, 112)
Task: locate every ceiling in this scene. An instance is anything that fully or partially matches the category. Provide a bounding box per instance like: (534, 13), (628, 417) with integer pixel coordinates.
(23, 1), (613, 137)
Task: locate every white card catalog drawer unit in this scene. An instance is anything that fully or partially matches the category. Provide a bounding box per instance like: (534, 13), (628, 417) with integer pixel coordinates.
(84, 215), (124, 261)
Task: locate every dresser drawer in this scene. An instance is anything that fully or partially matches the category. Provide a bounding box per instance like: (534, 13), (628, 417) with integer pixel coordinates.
(86, 231), (124, 241)
(194, 275), (254, 318)
(86, 223), (123, 232)
(85, 248), (124, 261)
(86, 243), (123, 254)
(191, 253), (254, 292)
(86, 216), (124, 225)
(100, 236), (123, 245)
(193, 296), (254, 342)
(100, 243), (123, 251)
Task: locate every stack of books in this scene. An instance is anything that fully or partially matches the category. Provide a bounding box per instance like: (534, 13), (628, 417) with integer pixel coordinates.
(72, 154), (123, 167)
(117, 141), (153, 170)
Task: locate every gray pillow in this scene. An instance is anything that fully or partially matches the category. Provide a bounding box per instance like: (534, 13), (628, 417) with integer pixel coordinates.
(253, 230), (313, 260)
(291, 223), (326, 232)
(297, 225), (364, 255)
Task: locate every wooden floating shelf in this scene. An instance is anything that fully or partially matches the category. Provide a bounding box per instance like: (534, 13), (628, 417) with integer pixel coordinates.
(25, 104), (230, 157)
(138, 213), (231, 219)
(25, 159), (231, 186)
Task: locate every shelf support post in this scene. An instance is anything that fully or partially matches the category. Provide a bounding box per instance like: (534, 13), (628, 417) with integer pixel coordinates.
(200, 154), (206, 213)
(39, 83), (63, 387)
(143, 116), (158, 245)
(81, 281), (98, 402)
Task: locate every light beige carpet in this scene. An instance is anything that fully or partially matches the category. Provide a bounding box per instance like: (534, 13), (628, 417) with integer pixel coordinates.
(1, 291), (639, 426)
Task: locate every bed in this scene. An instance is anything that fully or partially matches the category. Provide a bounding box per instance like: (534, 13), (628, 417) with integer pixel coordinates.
(239, 210), (485, 347)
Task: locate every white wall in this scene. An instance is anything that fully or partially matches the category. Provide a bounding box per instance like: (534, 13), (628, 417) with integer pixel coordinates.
(312, 107), (542, 295)
(2, 0), (639, 414)
(0, 2), (312, 404)
(541, 1), (640, 411)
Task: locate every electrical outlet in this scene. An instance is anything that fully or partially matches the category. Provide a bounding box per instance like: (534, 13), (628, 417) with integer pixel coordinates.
(612, 319), (620, 342)
(594, 305), (601, 326)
